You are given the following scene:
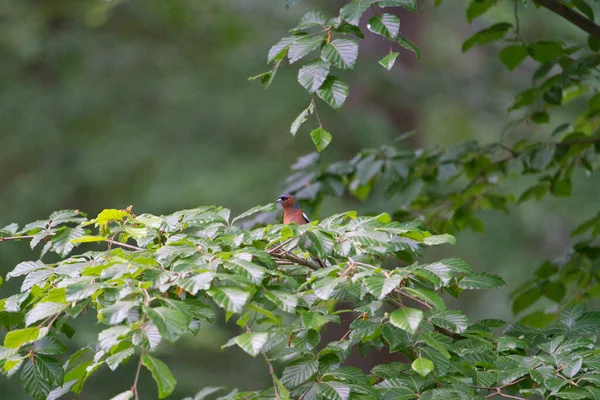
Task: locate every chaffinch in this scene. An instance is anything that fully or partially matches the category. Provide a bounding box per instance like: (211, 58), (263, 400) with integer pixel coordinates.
(276, 194), (325, 268)
(277, 194), (310, 225)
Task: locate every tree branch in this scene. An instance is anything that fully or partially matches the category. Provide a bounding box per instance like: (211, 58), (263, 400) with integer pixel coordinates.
(105, 239), (145, 252)
(271, 250), (321, 270)
(132, 351), (144, 400)
(0, 235), (36, 242)
(533, 0), (600, 39)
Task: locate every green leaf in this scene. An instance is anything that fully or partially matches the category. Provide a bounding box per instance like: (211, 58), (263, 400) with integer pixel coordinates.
(570, 312), (600, 335)
(268, 35), (306, 63)
(367, 13), (400, 40)
(144, 306), (190, 343)
(364, 275), (403, 299)
(70, 235), (108, 243)
(519, 311), (555, 328)
(321, 39), (359, 70)
(21, 356), (63, 400)
(4, 327), (48, 348)
(95, 209), (128, 225)
(422, 234), (455, 246)
(132, 322), (161, 351)
(379, 52), (399, 70)
(340, 0), (377, 26)
(33, 337), (68, 355)
(298, 59), (330, 93)
(543, 281), (566, 302)
(499, 44), (528, 70)
(528, 41), (563, 63)
(266, 291), (298, 313)
(302, 311), (329, 330)
(99, 301), (138, 325)
(316, 381), (351, 400)
(22, 269), (52, 292)
(25, 302), (65, 326)
(377, 0), (417, 11)
(429, 310), (468, 333)
(401, 287), (446, 310)
(333, 22), (364, 38)
(512, 286), (542, 314)
(561, 303), (586, 329)
(106, 348), (134, 371)
(109, 391), (134, 400)
(6, 260), (45, 279)
(310, 127), (333, 152)
(317, 76), (349, 110)
(554, 388), (592, 399)
(564, 357), (583, 378)
(185, 387), (226, 400)
(207, 287), (250, 313)
(281, 359), (319, 388)
(289, 35), (324, 64)
(99, 326), (130, 350)
(411, 357), (434, 377)
(458, 273), (505, 290)
(389, 308), (423, 334)
(462, 23), (512, 52)
(294, 11), (327, 31)
(51, 226), (85, 257)
(466, 0), (496, 23)
(397, 37), (420, 60)
(228, 332), (269, 357)
(231, 203), (277, 225)
(225, 258), (266, 284)
(142, 354), (177, 399)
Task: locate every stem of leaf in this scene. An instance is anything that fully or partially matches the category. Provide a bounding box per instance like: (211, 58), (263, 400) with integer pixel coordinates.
(311, 97), (323, 128)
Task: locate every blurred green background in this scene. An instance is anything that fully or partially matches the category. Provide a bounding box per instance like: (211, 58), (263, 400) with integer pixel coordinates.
(1, 0), (599, 398)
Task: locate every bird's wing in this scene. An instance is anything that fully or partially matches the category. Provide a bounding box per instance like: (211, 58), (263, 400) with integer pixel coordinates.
(302, 212), (310, 223)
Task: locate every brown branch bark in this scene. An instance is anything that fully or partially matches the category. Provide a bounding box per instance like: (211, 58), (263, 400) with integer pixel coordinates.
(272, 251), (321, 271)
(0, 235), (36, 242)
(533, 0), (600, 39)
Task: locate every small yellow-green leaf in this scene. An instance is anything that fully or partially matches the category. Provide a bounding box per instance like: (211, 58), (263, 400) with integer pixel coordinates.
(95, 209), (128, 225)
(411, 356), (434, 377)
(310, 127), (332, 152)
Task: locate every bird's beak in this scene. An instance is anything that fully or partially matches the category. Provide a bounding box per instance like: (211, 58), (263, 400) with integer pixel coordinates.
(276, 198), (283, 204)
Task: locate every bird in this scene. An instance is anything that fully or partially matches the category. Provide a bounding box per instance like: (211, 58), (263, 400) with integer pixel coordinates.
(276, 194), (310, 225)
(277, 194), (326, 269)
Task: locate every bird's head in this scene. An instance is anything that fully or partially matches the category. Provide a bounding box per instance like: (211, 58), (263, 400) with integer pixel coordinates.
(276, 194), (298, 209)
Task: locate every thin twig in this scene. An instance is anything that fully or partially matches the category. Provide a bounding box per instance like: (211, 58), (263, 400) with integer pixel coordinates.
(485, 389), (525, 400)
(105, 239), (144, 252)
(272, 251), (321, 271)
(396, 289), (433, 310)
(513, 1), (526, 45)
(348, 258), (377, 270)
(267, 238), (294, 254)
(339, 312), (367, 342)
(262, 352), (280, 400)
(0, 233), (145, 252)
(0, 235), (36, 242)
(142, 289), (152, 307)
(311, 97), (323, 128)
(132, 351), (145, 400)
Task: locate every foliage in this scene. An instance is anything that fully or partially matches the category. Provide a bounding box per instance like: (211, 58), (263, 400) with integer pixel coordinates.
(266, 0), (600, 329)
(0, 206), (598, 400)
(2, 0), (600, 399)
